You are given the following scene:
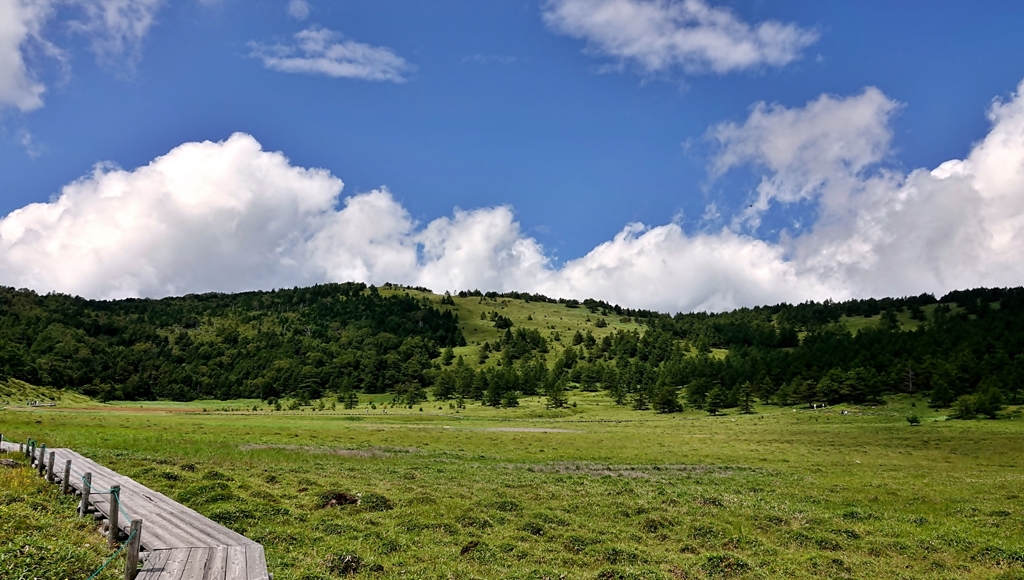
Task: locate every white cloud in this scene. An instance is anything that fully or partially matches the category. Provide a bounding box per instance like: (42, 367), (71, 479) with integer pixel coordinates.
(708, 87), (900, 226)
(713, 79), (1024, 301)
(249, 27), (412, 82)
(66, 0), (162, 71)
(0, 0), (56, 112)
(542, 0), (818, 76)
(3, 80), (1024, 311)
(286, 0), (309, 21)
(0, 133), (343, 298)
(0, 0), (162, 114)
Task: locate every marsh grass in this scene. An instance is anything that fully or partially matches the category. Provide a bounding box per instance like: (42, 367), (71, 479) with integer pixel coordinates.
(2, 392), (1023, 579)
(0, 454), (121, 579)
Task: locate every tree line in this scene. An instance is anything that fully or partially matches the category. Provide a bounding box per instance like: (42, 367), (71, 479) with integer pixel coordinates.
(427, 288), (1024, 418)
(1, 282), (1021, 418)
(0, 283), (464, 402)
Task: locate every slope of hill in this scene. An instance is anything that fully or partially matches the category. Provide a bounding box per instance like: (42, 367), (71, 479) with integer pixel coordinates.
(0, 283), (1021, 417)
(0, 379), (96, 407)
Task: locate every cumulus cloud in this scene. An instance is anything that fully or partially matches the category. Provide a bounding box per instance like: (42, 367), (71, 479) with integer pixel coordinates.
(542, 0), (818, 75)
(0, 133), (343, 298)
(704, 79), (1024, 301)
(249, 27), (412, 82)
(708, 87), (900, 226)
(3, 80), (1024, 311)
(0, 0), (56, 112)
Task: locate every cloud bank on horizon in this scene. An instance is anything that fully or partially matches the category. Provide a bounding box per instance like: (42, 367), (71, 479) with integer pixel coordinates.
(2, 78), (1024, 312)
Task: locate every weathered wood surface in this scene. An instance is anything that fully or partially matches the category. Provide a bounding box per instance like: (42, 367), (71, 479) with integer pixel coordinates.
(0, 440), (270, 580)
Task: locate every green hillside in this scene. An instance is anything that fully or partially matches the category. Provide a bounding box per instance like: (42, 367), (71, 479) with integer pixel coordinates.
(379, 286), (647, 367)
(0, 284), (1021, 419)
(0, 379), (97, 407)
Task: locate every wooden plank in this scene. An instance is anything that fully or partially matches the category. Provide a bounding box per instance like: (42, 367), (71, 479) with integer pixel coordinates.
(178, 547), (212, 580)
(162, 548), (194, 580)
(4, 442), (269, 579)
(204, 546), (228, 580)
(245, 545), (270, 580)
(225, 546), (247, 580)
(135, 549), (172, 580)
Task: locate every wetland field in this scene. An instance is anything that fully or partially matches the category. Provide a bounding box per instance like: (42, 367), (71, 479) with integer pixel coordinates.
(2, 393), (1023, 579)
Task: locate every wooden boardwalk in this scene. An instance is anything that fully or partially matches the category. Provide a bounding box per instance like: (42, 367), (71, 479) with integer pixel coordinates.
(1, 440), (270, 580)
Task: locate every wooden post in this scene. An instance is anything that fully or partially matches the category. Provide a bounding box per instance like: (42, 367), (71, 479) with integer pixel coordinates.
(46, 451), (55, 483)
(108, 485), (121, 548)
(26, 440), (33, 460)
(124, 518), (143, 580)
(37, 444), (46, 476)
(80, 472), (92, 517)
(62, 460), (72, 494)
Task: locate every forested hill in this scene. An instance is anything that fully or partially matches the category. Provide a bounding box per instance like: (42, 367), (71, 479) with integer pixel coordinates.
(1, 283), (1022, 417)
(0, 283), (464, 401)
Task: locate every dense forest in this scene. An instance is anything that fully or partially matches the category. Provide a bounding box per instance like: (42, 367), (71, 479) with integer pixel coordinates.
(0, 283), (463, 402)
(1, 283), (1022, 418)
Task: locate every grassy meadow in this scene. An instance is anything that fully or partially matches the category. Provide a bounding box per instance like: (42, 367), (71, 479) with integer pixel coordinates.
(2, 391), (1024, 580)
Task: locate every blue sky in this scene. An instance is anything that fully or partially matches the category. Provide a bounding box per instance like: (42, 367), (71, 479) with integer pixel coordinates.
(2, 0), (1024, 311)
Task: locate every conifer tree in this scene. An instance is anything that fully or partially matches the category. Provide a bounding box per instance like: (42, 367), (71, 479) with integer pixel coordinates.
(545, 375), (568, 409)
(654, 381), (683, 413)
(706, 385), (727, 415)
(740, 381), (754, 414)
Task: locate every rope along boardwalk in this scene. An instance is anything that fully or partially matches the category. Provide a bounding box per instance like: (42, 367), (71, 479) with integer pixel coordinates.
(1, 438), (270, 580)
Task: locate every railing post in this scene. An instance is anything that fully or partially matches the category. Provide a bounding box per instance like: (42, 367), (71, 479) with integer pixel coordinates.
(108, 485), (121, 548)
(80, 472), (92, 517)
(124, 518), (143, 580)
(37, 444), (46, 477)
(27, 439), (33, 460)
(46, 451), (55, 483)
(62, 460), (72, 494)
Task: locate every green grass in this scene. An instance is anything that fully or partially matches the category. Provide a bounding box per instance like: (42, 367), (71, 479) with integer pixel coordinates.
(3, 391), (1024, 579)
(0, 453), (122, 579)
(381, 288), (647, 367)
(0, 378), (97, 407)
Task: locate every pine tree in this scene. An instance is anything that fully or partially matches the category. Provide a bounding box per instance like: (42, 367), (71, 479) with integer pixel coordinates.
(344, 390), (359, 409)
(929, 379), (954, 408)
(740, 381), (754, 414)
(632, 386), (651, 411)
(545, 375), (568, 409)
(706, 385), (727, 416)
(441, 346), (455, 366)
(654, 382), (683, 414)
